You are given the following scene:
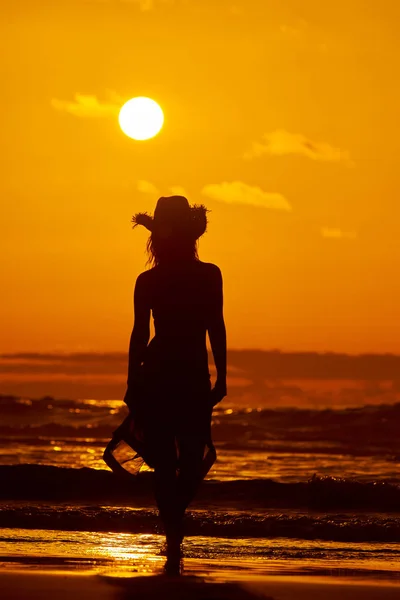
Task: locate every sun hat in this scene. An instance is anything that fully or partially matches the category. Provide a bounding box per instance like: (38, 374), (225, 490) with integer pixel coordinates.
(132, 195), (208, 239)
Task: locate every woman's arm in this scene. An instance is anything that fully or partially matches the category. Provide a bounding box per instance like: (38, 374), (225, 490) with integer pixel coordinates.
(207, 266), (227, 405)
(125, 273), (151, 410)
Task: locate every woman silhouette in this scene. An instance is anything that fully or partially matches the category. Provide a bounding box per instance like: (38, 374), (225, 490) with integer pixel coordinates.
(124, 195), (227, 573)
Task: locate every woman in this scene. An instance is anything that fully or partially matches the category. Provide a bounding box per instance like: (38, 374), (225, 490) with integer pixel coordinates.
(124, 195), (227, 573)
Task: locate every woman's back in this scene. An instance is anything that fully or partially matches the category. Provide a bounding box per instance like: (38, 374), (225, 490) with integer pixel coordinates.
(140, 260), (221, 379)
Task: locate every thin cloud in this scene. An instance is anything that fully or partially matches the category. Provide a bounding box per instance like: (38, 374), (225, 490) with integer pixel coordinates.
(202, 181), (291, 212)
(137, 180), (160, 195)
(51, 93), (122, 118)
(244, 130), (353, 166)
(321, 228), (357, 239)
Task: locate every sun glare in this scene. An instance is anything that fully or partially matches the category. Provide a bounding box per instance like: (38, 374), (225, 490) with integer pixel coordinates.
(118, 97), (164, 141)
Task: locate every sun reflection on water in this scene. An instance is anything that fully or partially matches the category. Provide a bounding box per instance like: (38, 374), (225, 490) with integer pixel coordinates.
(94, 533), (158, 562)
(1, 529), (400, 581)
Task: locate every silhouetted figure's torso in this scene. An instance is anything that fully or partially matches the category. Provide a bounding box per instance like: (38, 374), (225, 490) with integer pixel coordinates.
(141, 260), (216, 390)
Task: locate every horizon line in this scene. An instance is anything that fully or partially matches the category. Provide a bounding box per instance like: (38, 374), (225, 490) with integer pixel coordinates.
(1, 349), (400, 359)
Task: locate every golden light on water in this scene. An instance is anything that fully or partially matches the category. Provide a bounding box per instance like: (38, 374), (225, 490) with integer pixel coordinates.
(96, 533), (157, 562)
(118, 97), (164, 141)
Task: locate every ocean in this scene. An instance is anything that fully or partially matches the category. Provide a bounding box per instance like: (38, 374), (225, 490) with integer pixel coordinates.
(0, 391), (399, 578)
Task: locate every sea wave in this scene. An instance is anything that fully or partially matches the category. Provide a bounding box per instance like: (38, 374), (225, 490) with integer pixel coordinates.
(0, 501), (400, 542)
(1, 465), (400, 513)
(1, 395), (400, 454)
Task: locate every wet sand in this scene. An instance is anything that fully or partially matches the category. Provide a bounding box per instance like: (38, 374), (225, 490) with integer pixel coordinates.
(1, 569), (400, 600)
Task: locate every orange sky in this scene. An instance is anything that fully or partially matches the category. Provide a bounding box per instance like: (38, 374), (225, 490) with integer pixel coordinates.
(2, 0), (400, 354)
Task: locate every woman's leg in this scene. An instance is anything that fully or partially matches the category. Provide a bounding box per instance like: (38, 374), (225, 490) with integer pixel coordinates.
(175, 394), (212, 517)
(150, 430), (180, 534)
(176, 431), (207, 518)
(150, 430), (184, 572)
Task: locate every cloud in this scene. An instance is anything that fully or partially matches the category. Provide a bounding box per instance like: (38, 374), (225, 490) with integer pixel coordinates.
(321, 228), (357, 239)
(244, 130), (353, 166)
(51, 93), (122, 118)
(137, 180), (160, 194)
(202, 181), (291, 212)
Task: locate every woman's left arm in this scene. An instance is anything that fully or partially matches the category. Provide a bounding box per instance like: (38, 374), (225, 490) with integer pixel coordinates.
(124, 273), (151, 410)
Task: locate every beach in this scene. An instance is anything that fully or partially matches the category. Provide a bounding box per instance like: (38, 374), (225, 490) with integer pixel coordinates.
(1, 390), (399, 597)
(1, 521), (399, 598)
(2, 569), (400, 600)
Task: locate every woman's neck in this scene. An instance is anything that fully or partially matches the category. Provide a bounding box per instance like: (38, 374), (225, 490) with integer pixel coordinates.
(158, 256), (198, 269)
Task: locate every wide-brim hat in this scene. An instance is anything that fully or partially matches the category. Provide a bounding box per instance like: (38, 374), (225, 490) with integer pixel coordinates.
(132, 195), (208, 240)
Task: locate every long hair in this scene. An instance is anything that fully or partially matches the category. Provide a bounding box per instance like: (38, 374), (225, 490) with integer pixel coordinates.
(146, 231), (199, 267)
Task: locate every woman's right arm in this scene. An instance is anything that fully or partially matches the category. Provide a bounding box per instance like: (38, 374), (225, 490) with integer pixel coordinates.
(207, 265), (227, 405)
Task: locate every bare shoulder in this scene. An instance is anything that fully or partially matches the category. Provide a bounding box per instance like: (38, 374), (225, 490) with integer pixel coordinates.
(198, 261), (222, 283)
(198, 261), (222, 275)
(135, 268), (156, 287)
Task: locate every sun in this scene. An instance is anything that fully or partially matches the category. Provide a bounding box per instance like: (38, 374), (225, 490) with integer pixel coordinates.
(118, 97), (164, 141)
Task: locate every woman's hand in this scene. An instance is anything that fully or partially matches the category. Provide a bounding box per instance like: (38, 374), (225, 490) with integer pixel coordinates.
(210, 378), (227, 407)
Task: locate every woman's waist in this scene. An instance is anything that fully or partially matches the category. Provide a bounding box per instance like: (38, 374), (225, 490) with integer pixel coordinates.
(140, 368), (211, 400)
(142, 360), (210, 377)
(151, 328), (207, 343)
(146, 337), (207, 359)
(142, 351), (210, 381)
